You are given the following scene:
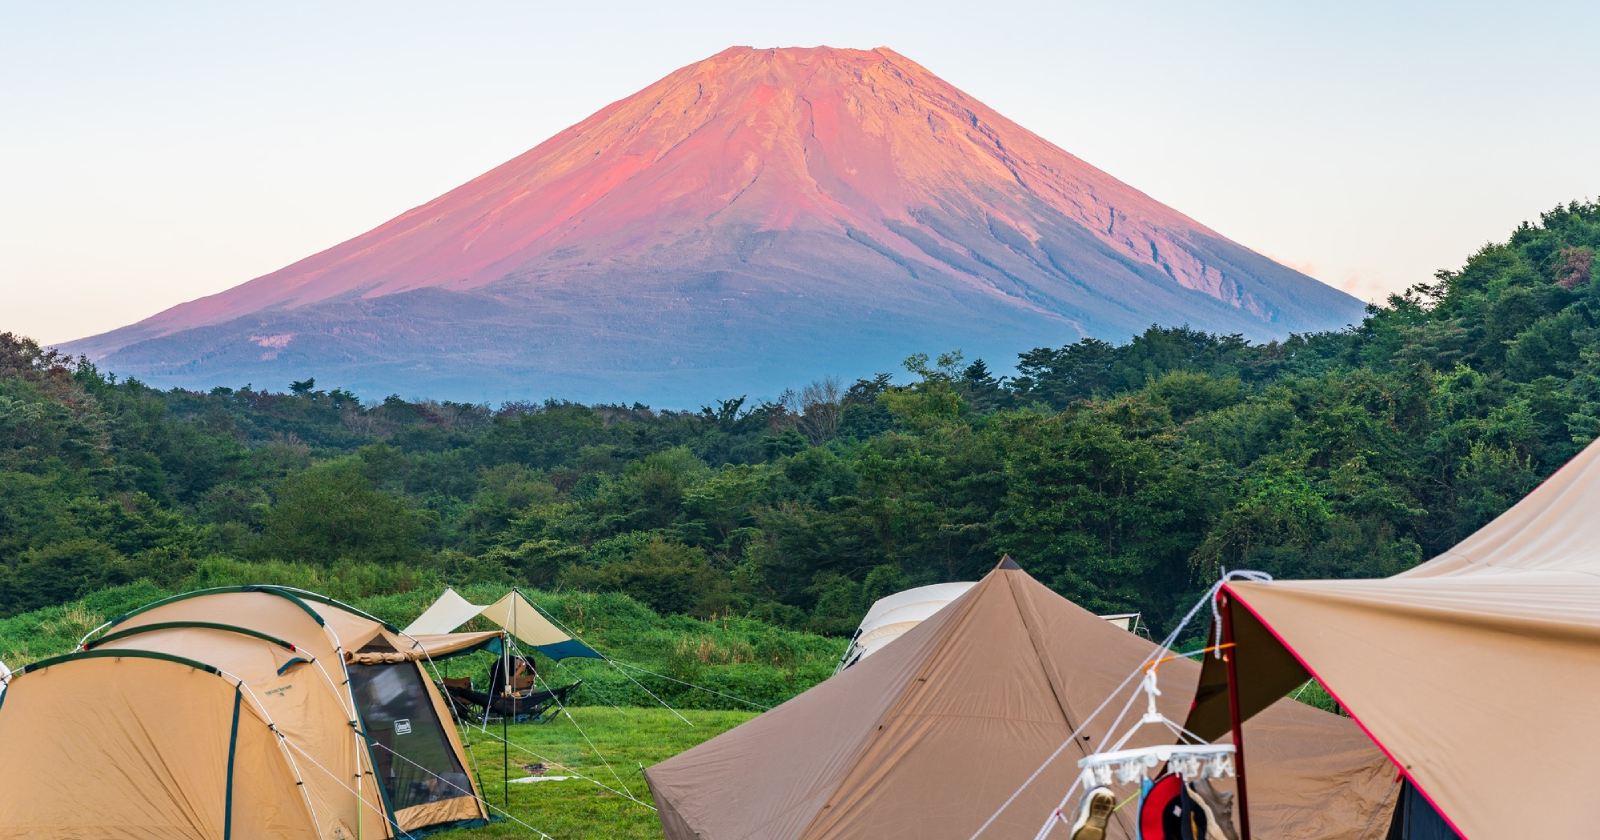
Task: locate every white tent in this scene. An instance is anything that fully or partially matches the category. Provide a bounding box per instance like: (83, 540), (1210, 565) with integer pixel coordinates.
(405, 589), (600, 660)
(836, 583), (976, 671)
(1098, 611), (1145, 635)
(0, 659), (9, 701)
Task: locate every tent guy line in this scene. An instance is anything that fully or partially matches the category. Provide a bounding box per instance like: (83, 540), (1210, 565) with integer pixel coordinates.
(1207, 570), (1272, 660)
(1028, 570), (1275, 840)
(520, 592), (697, 726)
(280, 736), (428, 840)
(502, 632), (639, 800)
(462, 726), (660, 811)
(369, 740), (560, 839)
(968, 567), (1274, 840)
(610, 659), (772, 711)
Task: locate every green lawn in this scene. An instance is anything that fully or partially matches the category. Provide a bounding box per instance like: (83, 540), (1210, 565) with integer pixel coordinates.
(446, 706), (755, 840)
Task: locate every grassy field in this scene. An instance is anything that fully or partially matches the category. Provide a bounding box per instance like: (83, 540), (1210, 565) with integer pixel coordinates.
(446, 706), (754, 839)
(0, 573), (842, 711)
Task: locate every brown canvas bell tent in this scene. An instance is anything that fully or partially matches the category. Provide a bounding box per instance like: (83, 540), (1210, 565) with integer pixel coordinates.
(0, 585), (499, 839)
(1189, 435), (1600, 838)
(645, 558), (1398, 840)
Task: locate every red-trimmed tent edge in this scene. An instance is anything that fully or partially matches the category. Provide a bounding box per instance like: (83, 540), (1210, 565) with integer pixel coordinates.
(1207, 586), (1466, 839)
(1188, 434), (1600, 838)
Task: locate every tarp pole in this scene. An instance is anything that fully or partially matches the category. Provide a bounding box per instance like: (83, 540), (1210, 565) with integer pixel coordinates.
(1220, 591), (1253, 840)
(503, 706), (509, 808)
(503, 636), (510, 809)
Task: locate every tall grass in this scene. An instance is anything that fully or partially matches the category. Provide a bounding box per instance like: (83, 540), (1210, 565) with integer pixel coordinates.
(0, 557), (840, 710)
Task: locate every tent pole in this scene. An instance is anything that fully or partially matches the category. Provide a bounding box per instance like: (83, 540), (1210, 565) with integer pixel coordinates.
(503, 705), (509, 808)
(503, 637), (511, 809)
(1221, 591), (1253, 840)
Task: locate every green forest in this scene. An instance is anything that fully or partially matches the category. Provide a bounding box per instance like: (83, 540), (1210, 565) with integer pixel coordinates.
(4, 201), (1599, 677)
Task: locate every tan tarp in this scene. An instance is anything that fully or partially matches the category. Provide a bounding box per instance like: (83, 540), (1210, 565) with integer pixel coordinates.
(479, 591), (572, 648)
(0, 586), (490, 839)
(355, 630), (503, 663)
(405, 588), (488, 637)
(1189, 437), (1600, 838)
(404, 589), (598, 658)
(646, 559), (1398, 839)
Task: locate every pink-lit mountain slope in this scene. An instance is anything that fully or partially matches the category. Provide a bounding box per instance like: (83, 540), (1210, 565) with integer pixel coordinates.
(66, 46), (1363, 404)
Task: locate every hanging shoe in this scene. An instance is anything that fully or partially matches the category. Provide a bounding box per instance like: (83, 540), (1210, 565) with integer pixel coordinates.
(1070, 785), (1117, 840)
(1189, 778), (1239, 840)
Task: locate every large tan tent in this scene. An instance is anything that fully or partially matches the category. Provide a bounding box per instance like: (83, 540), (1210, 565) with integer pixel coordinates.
(0, 585), (499, 839)
(646, 559), (1399, 840)
(1189, 436), (1600, 838)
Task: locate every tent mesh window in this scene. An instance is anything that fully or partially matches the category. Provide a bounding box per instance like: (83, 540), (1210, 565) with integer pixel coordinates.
(350, 662), (472, 811)
(1386, 780), (1462, 840)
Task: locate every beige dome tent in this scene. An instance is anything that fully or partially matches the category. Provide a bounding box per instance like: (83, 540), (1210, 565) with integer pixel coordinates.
(645, 558), (1398, 839)
(0, 585), (500, 839)
(1189, 434), (1600, 838)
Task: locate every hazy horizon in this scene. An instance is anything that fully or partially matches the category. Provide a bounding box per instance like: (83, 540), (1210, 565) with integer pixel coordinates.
(5, 0), (1599, 344)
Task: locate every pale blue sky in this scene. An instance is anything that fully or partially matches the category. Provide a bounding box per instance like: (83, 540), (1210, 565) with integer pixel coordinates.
(4, 1), (1597, 343)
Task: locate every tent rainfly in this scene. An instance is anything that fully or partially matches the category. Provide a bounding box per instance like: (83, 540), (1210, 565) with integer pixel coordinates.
(0, 585), (500, 839)
(404, 588), (601, 660)
(1189, 434), (1600, 839)
(646, 557), (1399, 840)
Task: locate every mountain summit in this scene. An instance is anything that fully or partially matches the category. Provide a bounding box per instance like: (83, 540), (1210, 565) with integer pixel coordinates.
(67, 46), (1363, 404)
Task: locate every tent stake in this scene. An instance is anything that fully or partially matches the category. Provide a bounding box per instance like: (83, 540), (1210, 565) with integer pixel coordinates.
(1221, 591), (1253, 840)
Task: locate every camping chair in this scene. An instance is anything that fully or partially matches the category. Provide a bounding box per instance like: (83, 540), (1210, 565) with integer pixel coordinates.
(440, 677), (582, 724)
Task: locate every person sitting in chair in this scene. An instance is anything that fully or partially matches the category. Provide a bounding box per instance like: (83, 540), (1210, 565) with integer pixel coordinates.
(488, 654), (537, 699)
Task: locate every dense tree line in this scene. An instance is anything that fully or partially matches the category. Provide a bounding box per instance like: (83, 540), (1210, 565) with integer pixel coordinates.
(3, 202), (1599, 634)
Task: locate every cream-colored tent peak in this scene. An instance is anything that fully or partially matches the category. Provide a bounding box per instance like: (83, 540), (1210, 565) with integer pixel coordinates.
(405, 588), (601, 660)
